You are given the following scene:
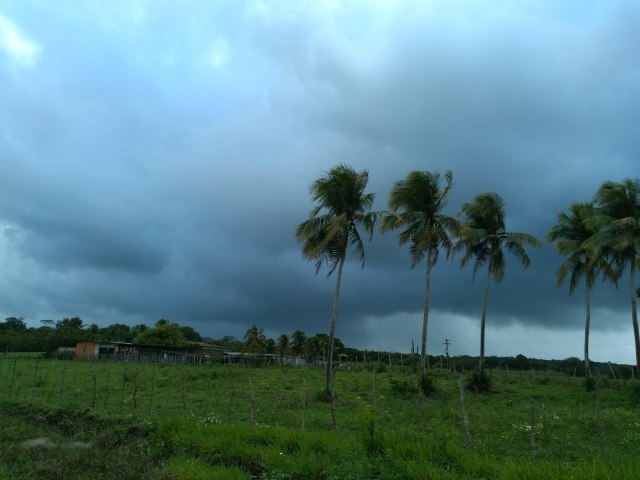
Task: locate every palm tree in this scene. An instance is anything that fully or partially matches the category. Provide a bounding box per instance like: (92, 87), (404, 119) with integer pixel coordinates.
(456, 192), (540, 371)
(546, 202), (602, 375)
(290, 330), (306, 358)
(295, 164), (377, 396)
(589, 178), (640, 376)
(276, 334), (290, 362)
(380, 170), (457, 376)
(243, 325), (267, 353)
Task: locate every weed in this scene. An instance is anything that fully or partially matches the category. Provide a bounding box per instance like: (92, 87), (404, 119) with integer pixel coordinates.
(355, 396), (384, 456)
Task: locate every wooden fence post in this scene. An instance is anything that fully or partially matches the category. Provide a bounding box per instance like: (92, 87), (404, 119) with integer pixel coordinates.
(530, 398), (537, 459)
(226, 371), (236, 423)
(60, 361), (68, 404)
(91, 362), (97, 408)
(9, 358), (17, 398)
(32, 359), (39, 399)
(595, 373), (605, 458)
(120, 366), (127, 408)
(248, 375), (255, 423)
(301, 376), (308, 431)
(457, 377), (472, 450)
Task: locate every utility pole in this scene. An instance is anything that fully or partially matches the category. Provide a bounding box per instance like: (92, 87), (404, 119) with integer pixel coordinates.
(443, 339), (451, 370)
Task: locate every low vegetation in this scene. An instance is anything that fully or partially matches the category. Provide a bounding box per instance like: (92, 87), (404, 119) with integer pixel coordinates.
(0, 355), (639, 479)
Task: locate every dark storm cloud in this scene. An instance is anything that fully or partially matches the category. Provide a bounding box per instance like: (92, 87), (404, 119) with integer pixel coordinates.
(0, 1), (638, 361)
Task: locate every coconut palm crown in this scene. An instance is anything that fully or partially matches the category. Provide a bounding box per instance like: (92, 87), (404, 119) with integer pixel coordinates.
(380, 170), (457, 375)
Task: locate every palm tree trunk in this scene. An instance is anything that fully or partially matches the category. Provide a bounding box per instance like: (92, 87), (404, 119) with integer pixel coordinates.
(326, 253), (346, 395)
(630, 262), (640, 378)
(420, 250), (433, 376)
(584, 281), (591, 377)
(480, 258), (492, 371)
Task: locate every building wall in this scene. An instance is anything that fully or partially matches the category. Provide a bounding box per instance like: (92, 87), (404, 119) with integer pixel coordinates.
(75, 341), (97, 359)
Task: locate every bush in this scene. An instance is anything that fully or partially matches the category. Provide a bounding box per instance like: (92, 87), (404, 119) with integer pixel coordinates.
(389, 378), (417, 398)
(466, 369), (491, 393)
(418, 373), (436, 396)
(313, 389), (334, 403)
(584, 376), (596, 392)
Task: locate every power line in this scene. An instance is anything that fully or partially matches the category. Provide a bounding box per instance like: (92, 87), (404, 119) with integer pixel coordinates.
(452, 340), (633, 346)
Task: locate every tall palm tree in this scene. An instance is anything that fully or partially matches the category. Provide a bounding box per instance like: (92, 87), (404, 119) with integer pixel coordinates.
(546, 202), (602, 375)
(456, 192), (540, 371)
(295, 164), (377, 396)
(589, 178), (640, 376)
(380, 170), (457, 376)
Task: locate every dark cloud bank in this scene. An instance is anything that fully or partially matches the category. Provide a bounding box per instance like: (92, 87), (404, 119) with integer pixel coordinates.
(0, 1), (638, 362)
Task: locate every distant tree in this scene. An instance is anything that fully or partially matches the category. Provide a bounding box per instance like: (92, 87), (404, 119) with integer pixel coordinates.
(98, 323), (133, 342)
(547, 202), (604, 375)
(588, 178), (640, 375)
(455, 193), (540, 371)
(265, 337), (276, 354)
(243, 325), (267, 353)
(290, 330), (306, 357)
(0, 317), (27, 332)
(513, 354), (530, 370)
(56, 317), (84, 329)
(295, 164), (377, 397)
(179, 325), (202, 342)
(380, 170), (457, 375)
(276, 334), (290, 358)
(136, 320), (186, 347)
(132, 324), (147, 336)
(50, 317), (87, 349)
(304, 336), (324, 361)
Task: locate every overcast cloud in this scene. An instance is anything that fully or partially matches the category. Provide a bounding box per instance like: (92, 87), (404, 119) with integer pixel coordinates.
(1, 1), (638, 363)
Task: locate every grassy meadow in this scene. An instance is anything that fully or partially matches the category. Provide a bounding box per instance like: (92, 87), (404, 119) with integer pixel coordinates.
(0, 354), (639, 479)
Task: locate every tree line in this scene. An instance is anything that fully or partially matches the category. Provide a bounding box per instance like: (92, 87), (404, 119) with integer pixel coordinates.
(296, 165), (639, 395)
(0, 317), (203, 353)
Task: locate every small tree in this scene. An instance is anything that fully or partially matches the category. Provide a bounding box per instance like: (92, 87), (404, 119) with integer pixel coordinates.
(243, 325), (267, 353)
(276, 334), (290, 358)
(136, 320), (186, 347)
(290, 330), (306, 357)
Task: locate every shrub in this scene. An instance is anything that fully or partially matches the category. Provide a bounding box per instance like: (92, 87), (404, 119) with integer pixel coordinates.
(355, 396), (384, 456)
(313, 389), (334, 403)
(584, 376), (596, 392)
(389, 378), (417, 398)
(418, 373), (436, 396)
(466, 369), (491, 393)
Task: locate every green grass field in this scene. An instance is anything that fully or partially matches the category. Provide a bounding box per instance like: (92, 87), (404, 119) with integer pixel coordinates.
(0, 354), (639, 479)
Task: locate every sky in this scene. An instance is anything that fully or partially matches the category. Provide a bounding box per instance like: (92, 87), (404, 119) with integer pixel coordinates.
(1, 1), (638, 364)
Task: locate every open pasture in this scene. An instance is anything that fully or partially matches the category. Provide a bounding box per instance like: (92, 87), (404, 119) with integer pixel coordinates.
(0, 355), (639, 479)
